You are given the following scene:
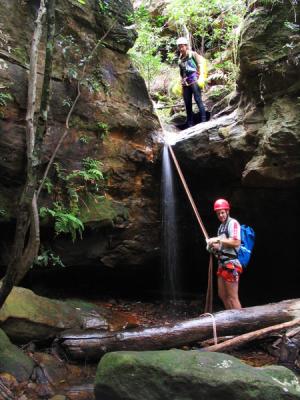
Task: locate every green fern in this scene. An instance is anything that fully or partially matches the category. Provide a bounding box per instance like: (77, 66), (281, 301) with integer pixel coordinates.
(40, 203), (84, 242)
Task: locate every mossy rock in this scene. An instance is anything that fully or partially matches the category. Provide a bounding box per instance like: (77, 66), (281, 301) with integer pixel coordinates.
(0, 286), (108, 342)
(95, 350), (300, 400)
(78, 195), (128, 227)
(0, 328), (34, 381)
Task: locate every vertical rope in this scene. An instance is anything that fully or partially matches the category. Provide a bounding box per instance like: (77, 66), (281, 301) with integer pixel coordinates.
(167, 145), (213, 313)
(204, 255), (213, 313)
(168, 145), (208, 239)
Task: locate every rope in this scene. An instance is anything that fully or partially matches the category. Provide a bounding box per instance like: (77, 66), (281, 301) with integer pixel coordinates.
(167, 145), (208, 240)
(201, 312), (218, 345)
(167, 145), (214, 313)
(204, 254), (214, 314)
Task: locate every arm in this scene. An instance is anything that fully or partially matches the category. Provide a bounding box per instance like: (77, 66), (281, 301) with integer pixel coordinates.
(207, 237), (240, 253)
(220, 219), (241, 248)
(207, 219), (241, 249)
(219, 237), (240, 248)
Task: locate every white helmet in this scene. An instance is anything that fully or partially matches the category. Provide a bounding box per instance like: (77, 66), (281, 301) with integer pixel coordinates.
(176, 37), (188, 46)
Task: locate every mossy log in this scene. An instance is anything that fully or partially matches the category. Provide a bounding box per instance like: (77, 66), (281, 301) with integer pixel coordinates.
(56, 299), (300, 361)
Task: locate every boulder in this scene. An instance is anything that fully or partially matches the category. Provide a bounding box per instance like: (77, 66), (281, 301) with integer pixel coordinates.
(0, 286), (109, 342)
(0, 328), (34, 382)
(95, 350), (300, 400)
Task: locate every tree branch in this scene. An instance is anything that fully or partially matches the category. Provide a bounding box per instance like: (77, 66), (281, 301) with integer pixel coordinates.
(203, 318), (300, 353)
(0, 0), (47, 308)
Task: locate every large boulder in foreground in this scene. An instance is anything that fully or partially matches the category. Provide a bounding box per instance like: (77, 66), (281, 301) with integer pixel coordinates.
(95, 350), (300, 400)
(0, 328), (34, 381)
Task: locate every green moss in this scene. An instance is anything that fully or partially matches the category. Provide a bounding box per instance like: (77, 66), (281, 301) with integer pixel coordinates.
(78, 194), (128, 225)
(70, 116), (110, 140)
(0, 328), (34, 381)
(12, 46), (29, 64)
(95, 350), (300, 400)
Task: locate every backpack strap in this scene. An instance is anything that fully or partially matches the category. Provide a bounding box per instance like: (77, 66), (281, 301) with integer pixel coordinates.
(218, 217), (238, 258)
(189, 51), (200, 70)
(218, 216), (231, 237)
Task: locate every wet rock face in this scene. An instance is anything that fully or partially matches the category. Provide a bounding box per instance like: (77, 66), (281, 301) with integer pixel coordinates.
(238, 0), (300, 103)
(0, 0), (161, 270)
(237, 0), (300, 187)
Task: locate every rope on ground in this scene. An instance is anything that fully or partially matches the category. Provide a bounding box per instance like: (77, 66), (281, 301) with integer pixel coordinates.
(200, 312), (218, 345)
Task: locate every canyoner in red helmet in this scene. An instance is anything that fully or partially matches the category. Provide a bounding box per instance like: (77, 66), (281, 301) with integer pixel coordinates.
(206, 198), (242, 310)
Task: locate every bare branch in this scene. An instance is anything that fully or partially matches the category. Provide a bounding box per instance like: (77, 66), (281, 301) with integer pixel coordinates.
(26, 0), (47, 158)
(203, 318), (300, 353)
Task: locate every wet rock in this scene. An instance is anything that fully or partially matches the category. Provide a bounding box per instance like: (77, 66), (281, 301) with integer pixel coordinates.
(0, 328), (34, 382)
(66, 384), (94, 400)
(238, 1), (300, 102)
(242, 97), (300, 187)
(0, 286), (109, 342)
(95, 350), (300, 400)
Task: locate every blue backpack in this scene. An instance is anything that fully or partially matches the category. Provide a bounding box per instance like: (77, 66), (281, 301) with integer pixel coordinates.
(238, 225), (255, 268)
(220, 219), (255, 268)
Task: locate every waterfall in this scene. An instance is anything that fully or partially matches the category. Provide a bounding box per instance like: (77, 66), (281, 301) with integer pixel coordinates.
(161, 144), (180, 300)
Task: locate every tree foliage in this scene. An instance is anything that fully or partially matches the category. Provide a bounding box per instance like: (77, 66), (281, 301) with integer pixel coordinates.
(129, 0), (247, 96)
(165, 0), (246, 53)
(128, 6), (165, 91)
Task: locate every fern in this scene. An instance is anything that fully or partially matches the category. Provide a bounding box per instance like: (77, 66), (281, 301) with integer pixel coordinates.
(40, 203), (84, 242)
(43, 158), (106, 228)
(55, 212), (84, 242)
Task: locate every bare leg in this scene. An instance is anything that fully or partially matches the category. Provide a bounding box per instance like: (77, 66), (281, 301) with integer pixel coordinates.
(223, 280), (242, 310)
(217, 276), (227, 307)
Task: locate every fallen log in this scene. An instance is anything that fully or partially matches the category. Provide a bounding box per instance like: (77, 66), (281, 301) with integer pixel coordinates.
(202, 318), (300, 353)
(55, 299), (300, 361)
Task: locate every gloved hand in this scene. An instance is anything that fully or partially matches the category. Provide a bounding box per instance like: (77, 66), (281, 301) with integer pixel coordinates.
(206, 243), (214, 253)
(206, 237), (220, 246)
(197, 75), (205, 89)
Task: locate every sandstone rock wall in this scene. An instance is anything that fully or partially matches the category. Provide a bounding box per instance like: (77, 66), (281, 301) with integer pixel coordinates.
(0, 0), (161, 271)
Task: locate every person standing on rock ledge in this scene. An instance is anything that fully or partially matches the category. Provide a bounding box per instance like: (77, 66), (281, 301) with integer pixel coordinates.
(177, 37), (207, 128)
(206, 199), (242, 310)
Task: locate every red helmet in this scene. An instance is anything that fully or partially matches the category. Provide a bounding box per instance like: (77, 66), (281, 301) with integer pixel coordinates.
(214, 198), (230, 211)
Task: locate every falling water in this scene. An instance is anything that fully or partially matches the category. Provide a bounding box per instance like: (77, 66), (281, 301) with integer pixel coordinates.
(161, 144), (180, 300)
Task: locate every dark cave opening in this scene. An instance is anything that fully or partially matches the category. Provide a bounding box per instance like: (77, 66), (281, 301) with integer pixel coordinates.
(1, 169), (299, 309)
